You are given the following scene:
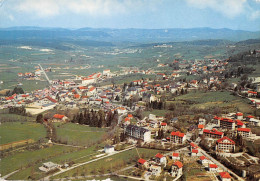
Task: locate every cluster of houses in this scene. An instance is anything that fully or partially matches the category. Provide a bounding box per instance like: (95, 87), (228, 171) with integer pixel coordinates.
(198, 112), (259, 153)
(137, 152), (184, 179)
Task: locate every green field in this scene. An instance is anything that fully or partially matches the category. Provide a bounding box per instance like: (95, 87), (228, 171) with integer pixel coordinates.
(55, 123), (108, 146)
(53, 148), (166, 179)
(0, 122), (46, 145)
(0, 113), (36, 122)
(0, 145), (78, 176)
(174, 90), (253, 114)
(7, 146), (99, 180)
(144, 109), (168, 117)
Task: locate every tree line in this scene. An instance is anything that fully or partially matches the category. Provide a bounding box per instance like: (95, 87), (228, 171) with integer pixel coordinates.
(71, 109), (118, 128)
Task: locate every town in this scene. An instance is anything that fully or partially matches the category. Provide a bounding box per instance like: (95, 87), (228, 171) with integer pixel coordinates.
(1, 47), (260, 181)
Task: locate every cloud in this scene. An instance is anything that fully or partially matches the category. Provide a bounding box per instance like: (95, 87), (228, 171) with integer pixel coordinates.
(249, 10), (260, 20)
(185, 0), (247, 18)
(13, 0), (157, 18)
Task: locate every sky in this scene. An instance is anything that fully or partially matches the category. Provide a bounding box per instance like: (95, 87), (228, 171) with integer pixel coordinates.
(0, 0), (260, 31)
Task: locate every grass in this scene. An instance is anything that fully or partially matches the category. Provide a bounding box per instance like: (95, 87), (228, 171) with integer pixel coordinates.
(0, 122), (46, 145)
(0, 113), (36, 122)
(52, 148), (166, 179)
(174, 90), (253, 114)
(0, 145), (78, 176)
(144, 109), (168, 117)
(55, 123), (108, 146)
(7, 146), (99, 180)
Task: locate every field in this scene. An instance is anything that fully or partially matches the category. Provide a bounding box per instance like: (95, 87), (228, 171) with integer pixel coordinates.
(0, 145), (79, 177)
(0, 122), (46, 145)
(174, 90), (253, 114)
(55, 123), (108, 146)
(0, 113), (36, 122)
(52, 148), (165, 179)
(6, 146), (99, 180)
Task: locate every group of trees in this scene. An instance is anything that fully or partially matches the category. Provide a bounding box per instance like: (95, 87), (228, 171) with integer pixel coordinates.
(5, 87), (24, 96)
(9, 106), (26, 115)
(71, 109), (118, 128)
(146, 100), (166, 110)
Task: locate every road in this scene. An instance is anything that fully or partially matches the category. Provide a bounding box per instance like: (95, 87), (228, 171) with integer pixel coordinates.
(42, 146), (135, 180)
(199, 148), (244, 181)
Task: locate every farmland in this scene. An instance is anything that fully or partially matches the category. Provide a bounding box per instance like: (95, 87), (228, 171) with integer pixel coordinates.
(55, 123), (108, 146)
(52, 148), (165, 179)
(0, 122), (46, 145)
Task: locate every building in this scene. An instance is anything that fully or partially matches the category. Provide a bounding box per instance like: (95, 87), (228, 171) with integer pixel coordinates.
(172, 152), (180, 160)
(39, 162), (60, 172)
(236, 112), (243, 120)
(104, 145), (115, 154)
(208, 164), (218, 172)
(82, 77), (95, 85)
(220, 118), (236, 130)
(155, 153), (167, 166)
(237, 128), (251, 137)
(199, 156), (210, 166)
(52, 114), (68, 122)
(203, 129), (223, 139)
(125, 125), (151, 142)
(191, 149), (199, 156)
(150, 165), (162, 176)
(170, 131), (186, 144)
(215, 137), (235, 153)
(137, 158), (149, 168)
(103, 69), (110, 76)
(219, 172), (232, 181)
(171, 161), (183, 177)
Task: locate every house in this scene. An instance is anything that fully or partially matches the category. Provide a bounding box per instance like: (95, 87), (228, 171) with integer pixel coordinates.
(203, 129), (223, 139)
(190, 142), (199, 151)
(150, 165), (162, 176)
(104, 145), (114, 154)
(170, 131), (186, 144)
(39, 162), (60, 172)
(103, 69), (110, 76)
(171, 161), (183, 177)
(155, 153), (167, 166)
(235, 119), (245, 128)
(191, 149), (199, 156)
(137, 158), (149, 168)
(172, 152), (180, 160)
(219, 172), (232, 181)
(199, 156), (210, 166)
(82, 77), (95, 85)
(125, 125), (151, 142)
(208, 164), (218, 172)
(215, 137), (235, 153)
(236, 112), (243, 120)
(198, 124), (204, 131)
(52, 114), (68, 122)
(161, 122), (167, 130)
(237, 128), (251, 137)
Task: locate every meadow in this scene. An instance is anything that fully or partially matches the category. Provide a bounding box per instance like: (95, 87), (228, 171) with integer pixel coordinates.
(52, 148), (165, 179)
(55, 123), (108, 146)
(0, 122), (46, 145)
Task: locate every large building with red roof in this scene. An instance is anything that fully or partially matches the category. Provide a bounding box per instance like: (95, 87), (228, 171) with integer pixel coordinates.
(237, 128), (251, 137)
(170, 131), (186, 144)
(215, 136), (235, 153)
(203, 129), (223, 139)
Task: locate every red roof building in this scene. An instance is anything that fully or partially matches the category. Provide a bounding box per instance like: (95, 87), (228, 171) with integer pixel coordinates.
(219, 172), (231, 180)
(203, 129), (223, 139)
(237, 128), (251, 137)
(174, 161), (183, 168)
(216, 136), (235, 153)
(170, 131), (186, 144)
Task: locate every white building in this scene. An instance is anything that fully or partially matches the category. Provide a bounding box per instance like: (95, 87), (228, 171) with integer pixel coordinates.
(125, 125), (151, 142)
(104, 145), (115, 154)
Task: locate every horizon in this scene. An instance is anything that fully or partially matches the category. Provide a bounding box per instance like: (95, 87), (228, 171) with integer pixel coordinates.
(1, 26), (260, 32)
(0, 0), (260, 31)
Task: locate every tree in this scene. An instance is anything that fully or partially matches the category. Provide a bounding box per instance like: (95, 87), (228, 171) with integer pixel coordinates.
(36, 114), (43, 124)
